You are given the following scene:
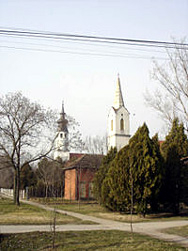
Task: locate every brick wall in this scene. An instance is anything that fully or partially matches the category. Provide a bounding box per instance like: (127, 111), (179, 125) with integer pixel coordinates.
(77, 168), (96, 199)
(64, 169), (76, 200)
(64, 168), (97, 200)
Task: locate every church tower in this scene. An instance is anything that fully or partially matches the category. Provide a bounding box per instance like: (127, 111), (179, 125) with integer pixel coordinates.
(54, 102), (70, 161)
(107, 75), (130, 151)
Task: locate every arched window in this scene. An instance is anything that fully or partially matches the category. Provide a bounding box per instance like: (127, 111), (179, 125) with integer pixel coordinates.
(111, 120), (113, 131)
(120, 118), (124, 131)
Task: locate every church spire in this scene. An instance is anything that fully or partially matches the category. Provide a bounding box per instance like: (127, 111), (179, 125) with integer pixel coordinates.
(113, 74), (124, 109)
(61, 101), (65, 116)
(54, 101), (70, 161)
(57, 101), (68, 133)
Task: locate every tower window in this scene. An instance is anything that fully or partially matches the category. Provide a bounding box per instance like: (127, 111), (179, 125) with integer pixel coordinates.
(120, 118), (124, 131)
(111, 120), (113, 131)
(60, 133), (63, 138)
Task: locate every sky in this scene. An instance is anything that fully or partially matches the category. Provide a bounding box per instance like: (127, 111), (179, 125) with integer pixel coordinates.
(0, 0), (188, 140)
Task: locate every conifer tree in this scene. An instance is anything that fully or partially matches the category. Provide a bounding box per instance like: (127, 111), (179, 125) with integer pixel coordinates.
(93, 147), (117, 204)
(161, 118), (188, 214)
(101, 145), (130, 211)
(99, 123), (163, 216)
(149, 134), (164, 211)
(129, 123), (163, 216)
(20, 163), (36, 190)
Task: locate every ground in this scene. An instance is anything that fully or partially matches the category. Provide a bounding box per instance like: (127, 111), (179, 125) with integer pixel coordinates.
(0, 197), (188, 249)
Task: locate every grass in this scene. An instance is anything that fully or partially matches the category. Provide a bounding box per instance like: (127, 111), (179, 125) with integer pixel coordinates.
(163, 225), (188, 238)
(0, 230), (186, 251)
(0, 197), (92, 225)
(31, 198), (188, 223)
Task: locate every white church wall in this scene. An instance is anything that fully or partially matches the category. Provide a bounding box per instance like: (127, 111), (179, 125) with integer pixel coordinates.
(107, 77), (130, 152)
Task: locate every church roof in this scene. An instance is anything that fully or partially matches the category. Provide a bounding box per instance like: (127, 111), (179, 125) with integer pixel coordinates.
(113, 75), (125, 109)
(111, 105), (130, 114)
(64, 153), (103, 171)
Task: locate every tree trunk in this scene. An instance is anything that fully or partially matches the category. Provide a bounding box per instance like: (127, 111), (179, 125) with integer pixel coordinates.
(14, 170), (17, 204)
(14, 168), (20, 206)
(16, 168), (20, 206)
(45, 184), (48, 200)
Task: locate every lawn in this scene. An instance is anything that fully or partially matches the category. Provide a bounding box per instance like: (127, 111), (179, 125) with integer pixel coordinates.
(0, 230), (186, 251)
(31, 198), (188, 223)
(163, 225), (188, 238)
(0, 198), (91, 225)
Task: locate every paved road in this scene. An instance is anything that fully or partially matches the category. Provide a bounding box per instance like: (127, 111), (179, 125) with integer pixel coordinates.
(1, 199), (188, 248)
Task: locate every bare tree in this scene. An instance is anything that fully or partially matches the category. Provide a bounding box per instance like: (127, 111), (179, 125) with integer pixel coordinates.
(84, 135), (107, 154)
(66, 115), (84, 152)
(0, 92), (56, 205)
(37, 158), (52, 199)
(144, 39), (188, 131)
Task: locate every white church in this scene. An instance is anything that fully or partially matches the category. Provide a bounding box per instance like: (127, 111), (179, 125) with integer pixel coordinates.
(53, 75), (130, 161)
(107, 75), (130, 152)
(53, 75), (131, 200)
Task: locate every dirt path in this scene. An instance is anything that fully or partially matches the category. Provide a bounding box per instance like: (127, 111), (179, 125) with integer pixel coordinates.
(1, 199), (188, 248)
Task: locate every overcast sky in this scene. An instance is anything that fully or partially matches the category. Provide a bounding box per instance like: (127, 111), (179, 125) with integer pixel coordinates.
(0, 0), (188, 139)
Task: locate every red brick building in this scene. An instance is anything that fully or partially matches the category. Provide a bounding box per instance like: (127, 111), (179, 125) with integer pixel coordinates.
(64, 153), (103, 200)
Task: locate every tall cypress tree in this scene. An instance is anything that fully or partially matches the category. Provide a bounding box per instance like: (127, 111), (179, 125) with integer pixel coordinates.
(93, 147), (117, 204)
(129, 123), (163, 216)
(101, 145), (130, 212)
(149, 134), (164, 211)
(161, 118), (188, 214)
(100, 123), (163, 216)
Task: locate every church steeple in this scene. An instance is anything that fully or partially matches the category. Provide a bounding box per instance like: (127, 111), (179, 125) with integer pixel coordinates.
(113, 74), (124, 109)
(108, 75), (130, 151)
(57, 101), (68, 133)
(54, 101), (70, 161)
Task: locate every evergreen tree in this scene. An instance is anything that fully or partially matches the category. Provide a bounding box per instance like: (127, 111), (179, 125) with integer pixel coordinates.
(20, 163), (36, 190)
(99, 123), (163, 216)
(149, 134), (164, 211)
(93, 147), (117, 204)
(129, 123), (163, 216)
(101, 145), (130, 211)
(161, 118), (188, 214)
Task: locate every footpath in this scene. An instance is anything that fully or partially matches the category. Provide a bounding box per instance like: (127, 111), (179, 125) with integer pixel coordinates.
(1, 199), (188, 248)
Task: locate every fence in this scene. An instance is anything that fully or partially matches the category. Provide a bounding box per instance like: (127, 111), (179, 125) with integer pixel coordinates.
(0, 188), (25, 199)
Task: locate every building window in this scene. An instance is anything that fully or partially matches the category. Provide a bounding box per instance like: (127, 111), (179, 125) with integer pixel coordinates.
(120, 118), (124, 131)
(89, 182), (94, 198)
(60, 133), (63, 138)
(80, 182), (86, 198)
(111, 120), (113, 131)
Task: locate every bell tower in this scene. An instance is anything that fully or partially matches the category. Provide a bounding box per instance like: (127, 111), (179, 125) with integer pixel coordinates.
(54, 102), (70, 161)
(107, 75), (130, 151)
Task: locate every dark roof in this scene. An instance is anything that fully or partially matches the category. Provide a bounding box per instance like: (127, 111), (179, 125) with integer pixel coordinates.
(64, 154), (103, 171)
(0, 157), (14, 189)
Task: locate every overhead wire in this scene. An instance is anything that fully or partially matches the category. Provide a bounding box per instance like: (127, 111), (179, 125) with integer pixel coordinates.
(0, 28), (187, 50)
(0, 27), (187, 60)
(0, 38), (169, 55)
(0, 45), (168, 60)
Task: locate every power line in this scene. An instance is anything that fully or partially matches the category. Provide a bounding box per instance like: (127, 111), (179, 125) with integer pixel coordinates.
(0, 39), (168, 54)
(0, 45), (168, 60)
(0, 27), (187, 50)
